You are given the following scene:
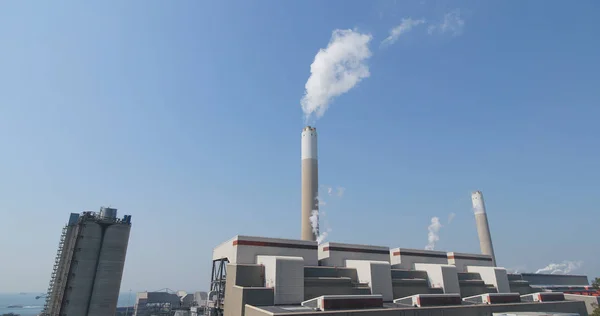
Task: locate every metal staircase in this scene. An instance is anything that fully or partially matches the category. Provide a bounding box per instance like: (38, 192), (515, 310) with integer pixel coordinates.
(42, 225), (68, 315)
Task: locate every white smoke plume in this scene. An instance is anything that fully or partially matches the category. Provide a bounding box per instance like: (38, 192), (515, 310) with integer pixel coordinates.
(310, 210), (319, 238)
(535, 261), (583, 275)
(425, 217), (442, 250)
(310, 209), (331, 245)
(301, 29), (373, 122)
(427, 9), (465, 36)
(381, 18), (426, 47)
(323, 185), (345, 198)
(447, 212), (456, 224)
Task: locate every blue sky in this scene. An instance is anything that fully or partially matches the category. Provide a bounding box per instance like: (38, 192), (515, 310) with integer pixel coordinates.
(1, 0), (599, 292)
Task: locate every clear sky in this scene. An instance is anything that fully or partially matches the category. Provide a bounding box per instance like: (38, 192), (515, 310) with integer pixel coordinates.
(1, 0), (599, 293)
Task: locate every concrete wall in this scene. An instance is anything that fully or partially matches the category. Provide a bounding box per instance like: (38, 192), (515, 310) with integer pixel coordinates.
(319, 243), (390, 267)
(245, 301), (589, 316)
(390, 248), (447, 270)
(466, 266), (510, 293)
(62, 221), (103, 316)
(224, 264), (274, 316)
(88, 223), (131, 316)
(304, 266), (359, 280)
(304, 277), (371, 300)
(215, 236), (318, 266)
(390, 270), (442, 299)
(447, 252), (493, 272)
(521, 273), (590, 286)
(414, 263), (460, 294)
(213, 236), (236, 261)
(256, 256), (304, 305)
(346, 260), (393, 302)
(564, 294), (600, 314)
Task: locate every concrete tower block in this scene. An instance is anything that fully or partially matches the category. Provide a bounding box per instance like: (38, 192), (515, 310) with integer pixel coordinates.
(345, 260), (393, 302)
(319, 242), (390, 267)
(467, 266), (511, 293)
(414, 263), (460, 294)
(390, 248), (448, 269)
(256, 256), (305, 305)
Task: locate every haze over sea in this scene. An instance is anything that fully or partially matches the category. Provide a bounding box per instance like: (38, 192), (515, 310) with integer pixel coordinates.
(0, 293), (134, 316)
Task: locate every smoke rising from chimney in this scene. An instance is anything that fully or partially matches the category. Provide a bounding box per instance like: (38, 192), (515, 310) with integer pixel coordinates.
(447, 212), (456, 224)
(535, 261), (583, 275)
(425, 217), (442, 250)
(300, 29), (373, 122)
(324, 185), (346, 198)
(309, 186), (345, 245)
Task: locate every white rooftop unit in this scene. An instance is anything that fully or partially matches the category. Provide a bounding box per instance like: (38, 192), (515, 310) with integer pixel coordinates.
(319, 242), (390, 267)
(212, 235), (318, 265)
(521, 292), (566, 303)
(447, 252), (494, 272)
(390, 248), (448, 269)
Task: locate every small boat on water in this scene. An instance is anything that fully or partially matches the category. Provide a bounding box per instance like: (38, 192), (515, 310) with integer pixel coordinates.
(7, 304), (24, 308)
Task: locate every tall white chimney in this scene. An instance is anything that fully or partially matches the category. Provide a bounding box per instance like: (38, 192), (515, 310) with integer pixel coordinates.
(471, 190), (497, 266)
(301, 126), (318, 241)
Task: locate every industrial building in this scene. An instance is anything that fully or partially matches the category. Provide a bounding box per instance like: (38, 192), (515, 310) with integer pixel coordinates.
(132, 289), (208, 316)
(200, 126), (598, 316)
(42, 207), (132, 316)
(206, 235), (598, 316)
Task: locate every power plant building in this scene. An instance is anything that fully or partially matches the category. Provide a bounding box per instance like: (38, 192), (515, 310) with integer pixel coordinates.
(201, 127), (597, 316)
(42, 207), (132, 316)
(206, 235), (595, 316)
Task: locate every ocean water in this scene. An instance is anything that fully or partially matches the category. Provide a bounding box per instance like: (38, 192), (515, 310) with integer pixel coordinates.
(0, 293), (135, 316)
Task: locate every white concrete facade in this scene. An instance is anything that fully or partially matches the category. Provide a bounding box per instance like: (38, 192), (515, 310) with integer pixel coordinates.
(390, 248), (448, 269)
(257, 256), (305, 305)
(414, 263), (460, 294)
(447, 252), (494, 272)
(346, 260), (394, 302)
(466, 266), (511, 293)
(319, 242), (390, 267)
(213, 235), (318, 266)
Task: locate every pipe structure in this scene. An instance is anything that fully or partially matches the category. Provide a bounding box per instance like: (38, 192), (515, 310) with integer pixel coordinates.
(301, 126), (318, 241)
(471, 190), (497, 266)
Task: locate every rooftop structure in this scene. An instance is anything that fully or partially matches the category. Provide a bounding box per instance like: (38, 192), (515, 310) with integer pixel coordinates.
(42, 207), (132, 316)
(205, 235), (594, 316)
(133, 290), (208, 316)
